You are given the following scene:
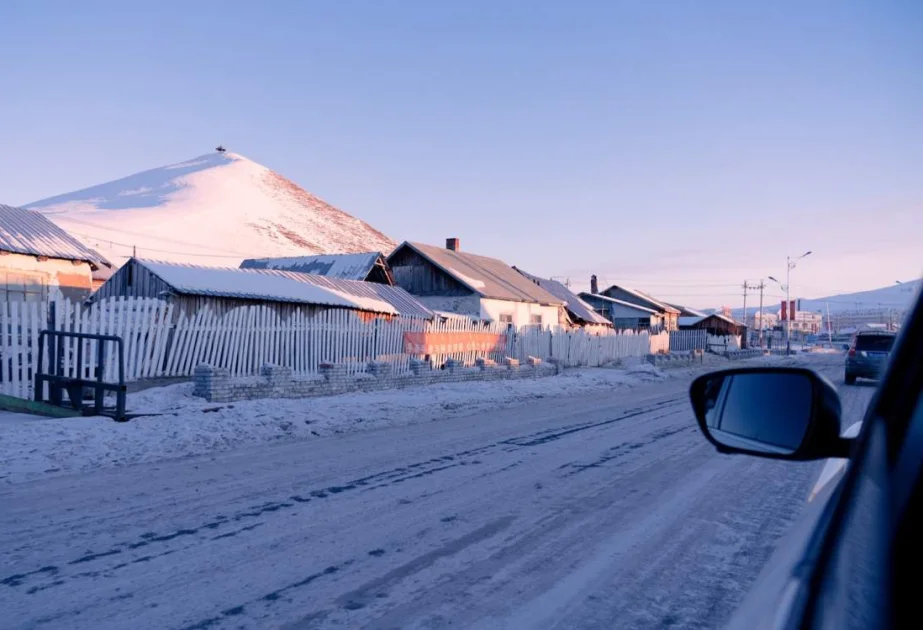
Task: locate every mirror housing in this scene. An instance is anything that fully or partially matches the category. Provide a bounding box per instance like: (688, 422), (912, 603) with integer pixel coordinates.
(689, 367), (851, 460)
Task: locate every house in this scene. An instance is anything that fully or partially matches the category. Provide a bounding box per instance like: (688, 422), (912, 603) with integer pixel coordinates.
(597, 284), (681, 330)
(513, 267), (612, 331)
(750, 311), (779, 331)
(93, 258), (433, 320)
(0, 203), (111, 303)
(239, 252), (394, 285)
(679, 313), (748, 338)
(579, 292), (665, 331)
(387, 239), (564, 328)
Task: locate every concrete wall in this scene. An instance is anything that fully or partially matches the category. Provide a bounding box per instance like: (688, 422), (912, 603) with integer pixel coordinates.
(480, 298), (560, 329)
(0, 252), (94, 302)
(194, 358), (561, 403)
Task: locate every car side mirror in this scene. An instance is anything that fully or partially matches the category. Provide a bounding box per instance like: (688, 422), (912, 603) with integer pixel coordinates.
(689, 367), (852, 460)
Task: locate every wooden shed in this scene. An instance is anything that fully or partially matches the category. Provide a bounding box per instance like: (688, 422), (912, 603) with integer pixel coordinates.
(679, 313), (748, 337)
(91, 258), (407, 319)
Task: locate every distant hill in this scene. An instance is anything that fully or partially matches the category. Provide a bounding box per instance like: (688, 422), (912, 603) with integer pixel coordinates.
(728, 278), (921, 318)
(28, 151), (396, 267)
(798, 279), (921, 313)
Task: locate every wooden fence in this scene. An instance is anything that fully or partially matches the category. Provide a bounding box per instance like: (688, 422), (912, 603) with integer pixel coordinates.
(0, 297), (666, 400)
(669, 329), (707, 352)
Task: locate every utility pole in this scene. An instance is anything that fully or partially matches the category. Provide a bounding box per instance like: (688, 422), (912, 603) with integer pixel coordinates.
(757, 281), (765, 348)
(742, 281), (749, 326)
(742, 280), (766, 348)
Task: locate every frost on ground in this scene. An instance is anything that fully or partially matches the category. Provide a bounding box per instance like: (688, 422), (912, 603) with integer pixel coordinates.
(0, 362), (674, 485)
(0, 354), (854, 630)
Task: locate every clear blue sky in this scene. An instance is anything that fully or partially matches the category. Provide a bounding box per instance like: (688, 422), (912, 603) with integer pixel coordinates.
(1, 0), (921, 308)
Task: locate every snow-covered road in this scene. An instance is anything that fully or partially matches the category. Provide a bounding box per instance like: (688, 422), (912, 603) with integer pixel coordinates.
(0, 356), (874, 629)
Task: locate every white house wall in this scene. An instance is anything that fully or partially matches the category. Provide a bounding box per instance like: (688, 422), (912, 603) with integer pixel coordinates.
(479, 298), (560, 328)
(0, 252), (94, 301)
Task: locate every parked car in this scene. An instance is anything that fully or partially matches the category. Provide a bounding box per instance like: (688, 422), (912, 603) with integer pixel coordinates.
(844, 330), (897, 384)
(687, 287), (921, 629)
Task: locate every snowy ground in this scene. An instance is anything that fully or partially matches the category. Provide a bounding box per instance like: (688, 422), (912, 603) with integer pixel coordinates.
(2, 357), (745, 486)
(0, 354), (872, 629)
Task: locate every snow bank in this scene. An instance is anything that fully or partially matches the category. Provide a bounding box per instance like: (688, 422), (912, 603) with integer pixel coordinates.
(0, 366), (669, 485)
(0, 354), (809, 486)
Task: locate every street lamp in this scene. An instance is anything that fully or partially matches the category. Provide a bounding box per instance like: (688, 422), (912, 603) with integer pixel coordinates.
(769, 251), (812, 354)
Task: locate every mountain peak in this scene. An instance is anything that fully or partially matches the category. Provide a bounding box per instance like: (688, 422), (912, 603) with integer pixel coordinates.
(27, 152), (395, 266)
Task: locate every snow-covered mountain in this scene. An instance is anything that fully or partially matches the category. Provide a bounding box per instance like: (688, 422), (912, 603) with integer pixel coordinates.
(728, 277), (921, 318)
(28, 151), (396, 267)
(797, 278), (921, 314)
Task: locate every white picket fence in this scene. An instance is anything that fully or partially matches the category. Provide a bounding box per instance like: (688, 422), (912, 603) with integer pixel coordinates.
(0, 301), (46, 400)
(0, 297), (674, 400)
(513, 327), (650, 367)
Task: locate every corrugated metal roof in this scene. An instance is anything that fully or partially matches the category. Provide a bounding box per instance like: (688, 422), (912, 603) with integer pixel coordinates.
(240, 252), (383, 281)
(602, 284), (680, 314)
(579, 292), (660, 315)
(287, 273), (433, 319)
(514, 268), (611, 325)
(394, 242), (564, 306)
(0, 204), (110, 266)
(136, 260), (397, 314)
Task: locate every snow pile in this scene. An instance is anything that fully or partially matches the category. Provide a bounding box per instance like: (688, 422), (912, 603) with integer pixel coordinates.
(0, 354), (812, 485)
(27, 152), (396, 267)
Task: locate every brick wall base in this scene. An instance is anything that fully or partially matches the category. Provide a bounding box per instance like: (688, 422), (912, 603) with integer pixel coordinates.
(193, 360), (562, 403)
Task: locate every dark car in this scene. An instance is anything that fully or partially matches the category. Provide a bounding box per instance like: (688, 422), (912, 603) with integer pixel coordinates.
(687, 287), (922, 629)
(844, 330), (897, 384)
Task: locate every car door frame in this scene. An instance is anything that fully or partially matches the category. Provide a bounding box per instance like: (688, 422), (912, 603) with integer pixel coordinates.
(782, 289), (923, 629)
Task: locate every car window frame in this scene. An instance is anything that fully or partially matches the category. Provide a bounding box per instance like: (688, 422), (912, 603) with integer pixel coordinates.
(785, 288), (923, 629)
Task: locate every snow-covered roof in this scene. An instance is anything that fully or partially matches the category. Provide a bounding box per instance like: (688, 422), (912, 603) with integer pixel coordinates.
(0, 204), (110, 267)
(135, 260), (397, 314)
(514, 268), (611, 325)
(392, 242), (564, 306)
(668, 303), (707, 318)
(680, 313), (744, 327)
(240, 252), (386, 282)
(579, 292), (660, 315)
(602, 284), (680, 314)
(284, 273), (433, 319)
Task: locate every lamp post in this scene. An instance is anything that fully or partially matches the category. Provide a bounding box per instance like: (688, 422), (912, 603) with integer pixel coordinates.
(769, 250), (812, 354)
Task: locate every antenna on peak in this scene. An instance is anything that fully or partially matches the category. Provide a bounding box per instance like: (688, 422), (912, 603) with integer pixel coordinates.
(216, 145), (227, 153)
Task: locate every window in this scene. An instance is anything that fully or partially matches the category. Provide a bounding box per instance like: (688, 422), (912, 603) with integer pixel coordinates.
(530, 314), (543, 326)
(2, 271), (47, 303)
(499, 313), (513, 324)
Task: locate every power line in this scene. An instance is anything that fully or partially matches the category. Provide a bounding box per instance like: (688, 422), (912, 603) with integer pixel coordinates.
(59, 216), (256, 257)
(68, 230), (248, 259)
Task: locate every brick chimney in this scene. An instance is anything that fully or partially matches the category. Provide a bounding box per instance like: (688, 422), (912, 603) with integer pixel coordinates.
(446, 238), (460, 251)
(590, 274), (599, 294)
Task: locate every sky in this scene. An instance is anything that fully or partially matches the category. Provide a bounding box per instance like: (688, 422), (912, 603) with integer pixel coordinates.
(1, 0), (921, 308)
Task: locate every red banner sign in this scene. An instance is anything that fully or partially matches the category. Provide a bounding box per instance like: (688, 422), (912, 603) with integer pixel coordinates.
(403, 331), (507, 355)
